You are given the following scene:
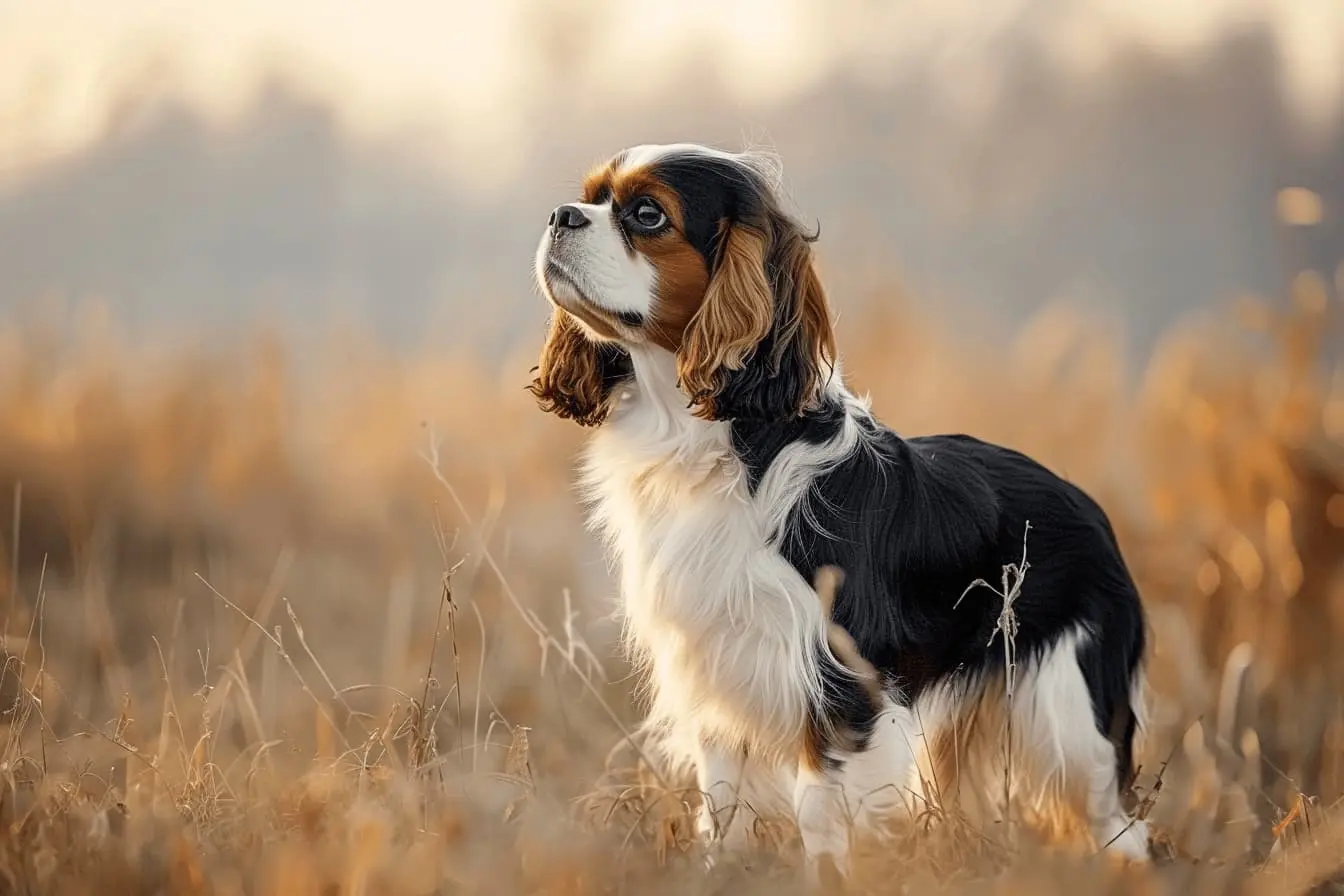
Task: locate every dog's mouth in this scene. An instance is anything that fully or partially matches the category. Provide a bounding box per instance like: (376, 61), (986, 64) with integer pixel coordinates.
(541, 259), (644, 336)
(542, 259), (581, 300)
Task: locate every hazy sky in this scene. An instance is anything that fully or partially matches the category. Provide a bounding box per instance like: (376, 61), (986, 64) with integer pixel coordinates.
(3, 0), (1341, 181)
(0, 1), (1340, 358)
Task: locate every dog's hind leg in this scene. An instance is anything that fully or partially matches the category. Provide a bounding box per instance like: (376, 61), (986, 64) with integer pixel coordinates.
(1012, 627), (1150, 861)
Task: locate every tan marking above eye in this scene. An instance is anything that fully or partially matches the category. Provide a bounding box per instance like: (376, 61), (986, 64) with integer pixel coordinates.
(627, 182), (685, 232)
(577, 163), (686, 232)
(580, 165), (614, 204)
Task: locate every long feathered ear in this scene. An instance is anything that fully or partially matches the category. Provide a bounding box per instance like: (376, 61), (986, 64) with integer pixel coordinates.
(678, 214), (836, 422)
(527, 309), (631, 427)
(676, 223), (773, 415)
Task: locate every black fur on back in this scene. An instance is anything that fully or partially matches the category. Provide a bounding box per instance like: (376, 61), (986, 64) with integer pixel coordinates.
(731, 402), (1147, 786)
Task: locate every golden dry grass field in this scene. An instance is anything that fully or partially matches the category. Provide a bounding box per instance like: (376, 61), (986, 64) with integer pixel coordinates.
(0, 270), (1342, 894)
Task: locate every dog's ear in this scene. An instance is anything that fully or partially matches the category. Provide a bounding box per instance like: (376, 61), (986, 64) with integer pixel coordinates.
(675, 221), (773, 416)
(678, 213), (836, 422)
(528, 309), (630, 427)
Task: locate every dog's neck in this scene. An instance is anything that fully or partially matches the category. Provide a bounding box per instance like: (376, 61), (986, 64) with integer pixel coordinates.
(621, 345), (694, 417)
(593, 345), (735, 490)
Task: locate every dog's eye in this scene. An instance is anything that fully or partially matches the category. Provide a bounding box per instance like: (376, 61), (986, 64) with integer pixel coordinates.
(629, 199), (667, 231)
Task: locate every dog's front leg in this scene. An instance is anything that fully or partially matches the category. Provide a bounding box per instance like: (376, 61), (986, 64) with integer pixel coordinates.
(694, 740), (751, 856)
(793, 760), (851, 888)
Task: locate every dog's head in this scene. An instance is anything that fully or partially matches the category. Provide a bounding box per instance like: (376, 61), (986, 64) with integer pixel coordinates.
(529, 144), (836, 426)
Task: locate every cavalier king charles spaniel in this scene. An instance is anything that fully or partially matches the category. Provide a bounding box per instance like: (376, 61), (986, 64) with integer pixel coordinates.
(528, 143), (1151, 877)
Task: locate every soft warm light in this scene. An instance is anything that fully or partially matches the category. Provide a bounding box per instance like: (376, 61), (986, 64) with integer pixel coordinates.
(1277, 187), (1325, 226)
(1328, 493), (1344, 528)
(1, 0), (1341, 181)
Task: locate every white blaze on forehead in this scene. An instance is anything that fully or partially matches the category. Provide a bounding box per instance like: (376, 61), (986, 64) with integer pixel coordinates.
(614, 143), (784, 192)
(619, 142), (737, 170)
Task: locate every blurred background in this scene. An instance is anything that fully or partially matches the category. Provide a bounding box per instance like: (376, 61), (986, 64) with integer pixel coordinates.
(0, 3), (1343, 892)
(3, 0), (1342, 356)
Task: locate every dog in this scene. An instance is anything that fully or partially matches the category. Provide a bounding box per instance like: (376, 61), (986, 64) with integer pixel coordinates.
(528, 143), (1150, 877)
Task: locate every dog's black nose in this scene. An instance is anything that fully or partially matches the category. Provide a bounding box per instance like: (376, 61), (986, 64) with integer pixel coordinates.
(550, 204), (590, 236)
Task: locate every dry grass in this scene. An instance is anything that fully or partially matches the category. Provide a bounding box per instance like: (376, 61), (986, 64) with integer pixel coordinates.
(0, 271), (1341, 894)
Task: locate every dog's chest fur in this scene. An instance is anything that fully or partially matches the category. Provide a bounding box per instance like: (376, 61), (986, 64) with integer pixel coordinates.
(579, 349), (828, 757)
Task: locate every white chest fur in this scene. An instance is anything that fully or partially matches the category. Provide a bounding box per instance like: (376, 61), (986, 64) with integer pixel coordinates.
(580, 348), (831, 760)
